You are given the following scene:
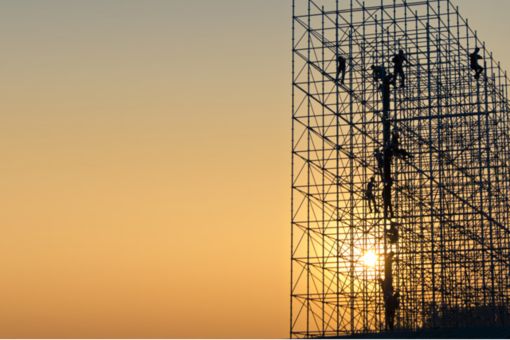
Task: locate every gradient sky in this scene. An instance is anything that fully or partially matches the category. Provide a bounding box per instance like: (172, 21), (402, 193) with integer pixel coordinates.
(0, 0), (509, 338)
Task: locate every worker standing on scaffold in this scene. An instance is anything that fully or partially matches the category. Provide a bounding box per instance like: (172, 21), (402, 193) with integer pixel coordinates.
(470, 47), (484, 80)
(392, 49), (409, 88)
(371, 65), (389, 83)
(390, 128), (413, 159)
(382, 178), (394, 218)
(386, 221), (399, 244)
(379, 252), (399, 331)
(364, 176), (379, 213)
(379, 283), (400, 331)
(336, 54), (347, 84)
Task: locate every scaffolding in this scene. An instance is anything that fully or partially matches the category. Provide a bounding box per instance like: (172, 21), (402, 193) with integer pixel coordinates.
(290, 0), (510, 337)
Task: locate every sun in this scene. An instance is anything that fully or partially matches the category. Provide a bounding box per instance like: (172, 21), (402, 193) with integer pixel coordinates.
(361, 251), (378, 268)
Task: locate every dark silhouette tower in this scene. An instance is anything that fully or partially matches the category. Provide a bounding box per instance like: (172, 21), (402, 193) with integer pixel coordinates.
(291, 0), (510, 337)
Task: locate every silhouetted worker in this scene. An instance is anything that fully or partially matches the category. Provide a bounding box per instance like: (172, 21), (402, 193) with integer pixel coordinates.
(364, 177), (379, 213)
(390, 129), (413, 159)
(374, 149), (384, 180)
(372, 65), (394, 113)
(379, 277), (398, 331)
(392, 49), (409, 88)
(470, 47), (484, 80)
(387, 290), (400, 330)
(379, 251), (399, 331)
(386, 222), (399, 244)
(337, 55), (347, 84)
(371, 65), (387, 82)
(383, 179), (394, 218)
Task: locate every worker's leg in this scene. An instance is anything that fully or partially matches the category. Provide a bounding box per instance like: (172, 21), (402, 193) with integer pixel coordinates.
(477, 65), (484, 80)
(372, 197), (379, 213)
(398, 68), (405, 87)
(385, 309), (391, 330)
(391, 67), (398, 86)
(474, 65), (483, 79)
(388, 309), (395, 330)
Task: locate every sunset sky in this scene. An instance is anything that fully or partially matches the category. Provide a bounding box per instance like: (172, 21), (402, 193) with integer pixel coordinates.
(1, 0), (510, 338)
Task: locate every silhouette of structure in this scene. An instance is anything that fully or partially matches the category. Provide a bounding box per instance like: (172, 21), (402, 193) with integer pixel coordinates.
(291, 0), (510, 337)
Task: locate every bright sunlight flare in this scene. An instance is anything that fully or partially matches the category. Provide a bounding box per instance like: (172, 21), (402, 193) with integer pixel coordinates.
(361, 251), (378, 268)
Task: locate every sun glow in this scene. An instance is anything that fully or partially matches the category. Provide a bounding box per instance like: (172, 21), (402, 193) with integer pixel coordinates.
(361, 251), (378, 268)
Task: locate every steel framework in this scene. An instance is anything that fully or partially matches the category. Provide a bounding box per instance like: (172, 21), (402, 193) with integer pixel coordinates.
(290, 0), (510, 337)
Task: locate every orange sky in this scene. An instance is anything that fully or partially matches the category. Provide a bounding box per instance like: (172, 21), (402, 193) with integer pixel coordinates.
(0, 0), (509, 338)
